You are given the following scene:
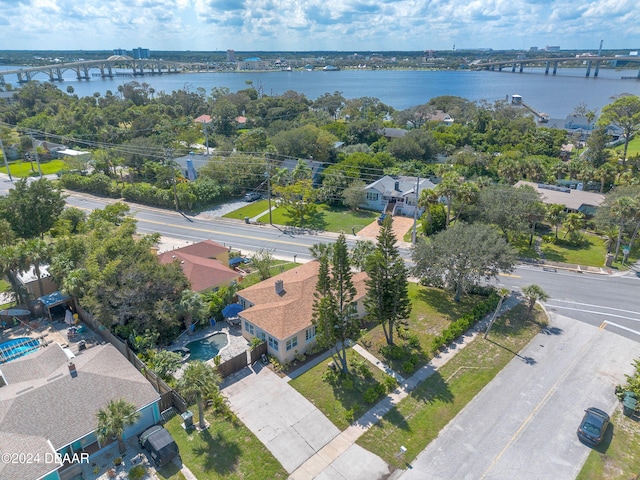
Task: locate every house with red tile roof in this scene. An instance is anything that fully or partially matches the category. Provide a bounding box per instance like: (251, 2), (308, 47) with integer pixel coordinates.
(236, 261), (368, 363)
(158, 240), (241, 292)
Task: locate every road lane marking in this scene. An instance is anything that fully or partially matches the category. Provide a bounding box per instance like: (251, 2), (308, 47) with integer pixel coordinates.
(499, 273), (521, 278)
(544, 305), (640, 323)
(548, 299), (640, 316)
(602, 321), (640, 336)
(599, 321), (607, 330)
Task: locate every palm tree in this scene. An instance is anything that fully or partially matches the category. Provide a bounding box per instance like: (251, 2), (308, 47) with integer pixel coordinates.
(0, 244), (29, 307)
(563, 212), (585, 242)
(545, 203), (566, 239)
(178, 360), (221, 430)
(96, 399), (141, 454)
(18, 238), (50, 298)
(521, 284), (549, 319)
(178, 289), (205, 334)
(610, 195), (639, 262)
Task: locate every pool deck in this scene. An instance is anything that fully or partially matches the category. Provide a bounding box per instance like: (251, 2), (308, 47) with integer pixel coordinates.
(169, 320), (250, 366)
(0, 316), (103, 361)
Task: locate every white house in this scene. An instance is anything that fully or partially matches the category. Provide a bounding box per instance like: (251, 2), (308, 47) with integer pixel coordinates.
(360, 175), (436, 217)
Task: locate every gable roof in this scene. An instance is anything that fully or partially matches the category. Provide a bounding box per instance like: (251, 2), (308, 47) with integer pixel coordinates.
(0, 343), (159, 480)
(514, 180), (605, 211)
(238, 261), (368, 340)
(158, 240), (239, 292)
(365, 175), (436, 197)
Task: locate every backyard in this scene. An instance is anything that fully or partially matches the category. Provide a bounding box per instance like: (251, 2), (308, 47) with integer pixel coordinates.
(161, 409), (287, 480)
(2, 159), (67, 177)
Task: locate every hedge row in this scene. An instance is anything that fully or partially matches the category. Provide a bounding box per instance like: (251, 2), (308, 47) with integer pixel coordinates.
(58, 173), (122, 197)
(431, 292), (500, 353)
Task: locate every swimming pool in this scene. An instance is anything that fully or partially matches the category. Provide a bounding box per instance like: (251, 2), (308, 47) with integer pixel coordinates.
(0, 337), (41, 363)
(185, 333), (228, 362)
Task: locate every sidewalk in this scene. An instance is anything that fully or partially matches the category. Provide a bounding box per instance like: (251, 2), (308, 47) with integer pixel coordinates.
(288, 296), (521, 479)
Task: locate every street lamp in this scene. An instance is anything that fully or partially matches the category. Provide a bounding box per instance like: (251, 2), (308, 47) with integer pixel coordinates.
(164, 149), (180, 212)
(265, 159), (273, 225)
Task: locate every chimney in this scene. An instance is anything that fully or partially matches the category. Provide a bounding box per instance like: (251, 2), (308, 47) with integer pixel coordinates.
(394, 181), (400, 191)
(275, 280), (285, 295)
(68, 362), (77, 378)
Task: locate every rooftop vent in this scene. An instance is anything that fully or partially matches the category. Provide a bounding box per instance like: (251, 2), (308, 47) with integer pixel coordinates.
(275, 279), (285, 295)
(68, 361), (77, 378)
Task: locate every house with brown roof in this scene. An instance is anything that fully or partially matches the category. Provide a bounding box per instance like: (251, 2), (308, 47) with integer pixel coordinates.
(0, 343), (161, 480)
(158, 240), (241, 292)
(236, 261), (369, 364)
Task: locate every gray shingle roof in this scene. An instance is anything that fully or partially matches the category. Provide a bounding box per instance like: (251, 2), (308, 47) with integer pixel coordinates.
(0, 343), (160, 480)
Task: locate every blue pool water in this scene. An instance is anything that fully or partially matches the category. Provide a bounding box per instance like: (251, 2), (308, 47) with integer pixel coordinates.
(0, 337), (41, 363)
(185, 333), (228, 362)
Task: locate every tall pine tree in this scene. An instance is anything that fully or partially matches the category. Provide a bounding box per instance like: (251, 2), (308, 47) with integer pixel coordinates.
(365, 216), (411, 345)
(311, 235), (359, 373)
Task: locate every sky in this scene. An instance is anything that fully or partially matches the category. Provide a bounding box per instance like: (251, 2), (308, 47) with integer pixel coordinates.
(0, 0), (639, 52)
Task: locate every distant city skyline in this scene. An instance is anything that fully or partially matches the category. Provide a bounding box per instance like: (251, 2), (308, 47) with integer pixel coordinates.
(0, 0), (638, 52)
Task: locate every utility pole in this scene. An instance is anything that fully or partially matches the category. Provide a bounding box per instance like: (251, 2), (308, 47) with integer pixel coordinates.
(412, 175), (420, 244)
(266, 157), (273, 225)
(165, 148), (179, 212)
(30, 134), (43, 177)
(0, 137), (12, 182)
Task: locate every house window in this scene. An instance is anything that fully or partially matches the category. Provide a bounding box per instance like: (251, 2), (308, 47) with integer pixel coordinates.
(268, 336), (279, 351)
(258, 331), (266, 341)
(286, 336), (298, 351)
(366, 192), (379, 201)
(305, 326), (316, 342)
(244, 321), (254, 335)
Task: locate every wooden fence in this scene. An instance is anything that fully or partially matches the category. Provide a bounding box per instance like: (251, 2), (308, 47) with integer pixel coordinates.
(217, 350), (249, 377)
(249, 341), (268, 365)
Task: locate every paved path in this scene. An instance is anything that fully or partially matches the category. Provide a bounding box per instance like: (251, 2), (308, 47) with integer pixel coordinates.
(396, 312), (639, 480)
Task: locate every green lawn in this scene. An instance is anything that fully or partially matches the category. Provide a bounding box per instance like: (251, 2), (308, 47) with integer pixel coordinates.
(289, 348), (396, 430)
(2, 159), (68, 177)
(257, 204), (378, 233)
(238, 260), (299, 288)
(356, 304), (546, 469)
(289, 284), (489, 429)
(359, 283), (487, 374)
(540, 230), (608, 267)
(577, 408), (640, 479)
(222, 200), (270, 221)
(163, 409), (287, 480)
(222, 201), (378, 233)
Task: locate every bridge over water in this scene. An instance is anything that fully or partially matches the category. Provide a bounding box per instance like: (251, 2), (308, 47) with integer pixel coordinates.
(0, 58), (213, 85)
(475, 56), (640, 78)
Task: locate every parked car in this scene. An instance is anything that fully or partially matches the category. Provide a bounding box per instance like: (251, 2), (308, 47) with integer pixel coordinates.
(244, 192), (261, 202)
(577, 407), (610, 445)
(139, 425), (180, 466)
(377, 213), (389, 225)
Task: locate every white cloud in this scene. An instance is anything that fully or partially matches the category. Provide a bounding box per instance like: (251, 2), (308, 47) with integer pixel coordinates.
(0, 0), (638, 50)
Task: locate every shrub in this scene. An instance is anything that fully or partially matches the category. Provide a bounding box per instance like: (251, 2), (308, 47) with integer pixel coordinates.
(249, 337), (264, 351)
(128, 464), (146, 480)
(382, 374), (398, 392)
(379, 344), (405, 360)
(363, 382), (386, 403)
(406, 333), (421, 350)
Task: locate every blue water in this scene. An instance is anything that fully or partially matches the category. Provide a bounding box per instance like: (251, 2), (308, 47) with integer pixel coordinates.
(185, 333), (228, 362)
(0, 337), (41, 363)
(2, 64), (640, 118)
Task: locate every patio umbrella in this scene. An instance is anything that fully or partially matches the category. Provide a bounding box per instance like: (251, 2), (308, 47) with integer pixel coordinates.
(222, 303), (244, 318)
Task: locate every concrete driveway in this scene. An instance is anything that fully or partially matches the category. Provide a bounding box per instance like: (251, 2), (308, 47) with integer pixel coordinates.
(223, 364), (340, 473)
(223, 364), (391, 479)
(397, 312), (638, 480)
